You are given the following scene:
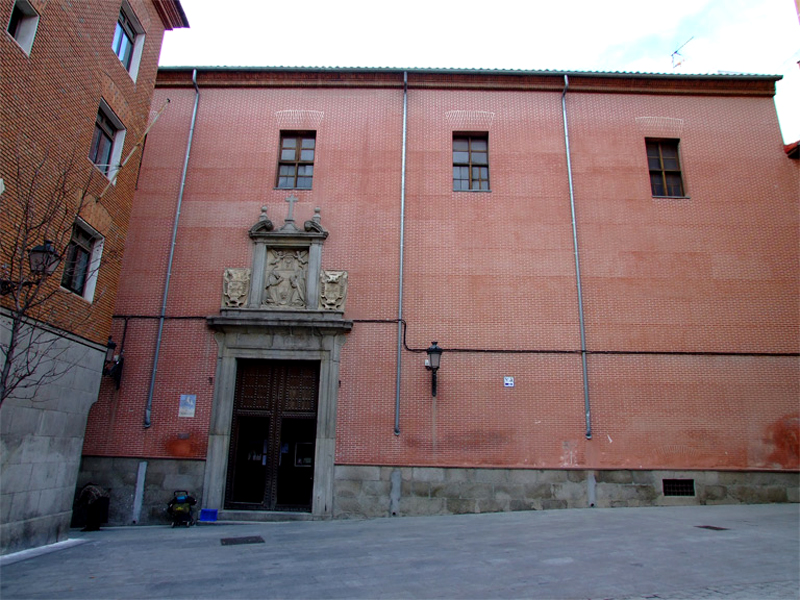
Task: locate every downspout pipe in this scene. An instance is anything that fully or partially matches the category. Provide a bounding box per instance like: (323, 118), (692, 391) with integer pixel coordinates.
(561, 75), (592, 440)
(145, 69), (200, 428)
(394, 72), (408, 436)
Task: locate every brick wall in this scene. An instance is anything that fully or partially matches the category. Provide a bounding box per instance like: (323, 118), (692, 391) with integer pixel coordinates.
(1, 0), (171, 343)
(84, 69), (799, 480)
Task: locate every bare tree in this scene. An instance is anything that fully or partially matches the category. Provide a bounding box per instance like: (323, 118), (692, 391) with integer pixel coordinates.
(0, 98), (166, 408)
(0, 140), (108, 407)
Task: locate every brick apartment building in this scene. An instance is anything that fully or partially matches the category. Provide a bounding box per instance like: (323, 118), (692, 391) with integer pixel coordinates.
(1, 0), (187, 553)
(79, 67), (799, 525)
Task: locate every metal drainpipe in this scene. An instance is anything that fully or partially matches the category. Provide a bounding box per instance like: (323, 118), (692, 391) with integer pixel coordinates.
(145, 69), (200, 428)
(561, 75), (592, 440)
(394, 72), (408, 436)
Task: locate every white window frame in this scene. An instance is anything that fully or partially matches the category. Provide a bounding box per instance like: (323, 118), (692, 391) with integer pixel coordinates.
(114, 1), (145, 81)
(90, 100), (126, 182)
(61, 219), (104, 303)
(6, 0), (39, 55)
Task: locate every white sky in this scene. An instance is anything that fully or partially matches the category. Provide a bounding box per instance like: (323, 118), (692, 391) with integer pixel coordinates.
(159, 0), (800, 143)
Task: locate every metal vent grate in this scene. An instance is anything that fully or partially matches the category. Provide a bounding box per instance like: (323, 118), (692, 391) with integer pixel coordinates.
(663, 478), (695, 496)
(220, 536), (265, 546)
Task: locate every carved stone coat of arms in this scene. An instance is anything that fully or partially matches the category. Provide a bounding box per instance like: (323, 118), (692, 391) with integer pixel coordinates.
(222, 268), (251, 308)
(319, 270), (348, 311)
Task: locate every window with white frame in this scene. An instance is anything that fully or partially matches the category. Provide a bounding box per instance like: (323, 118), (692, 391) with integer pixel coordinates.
(61, 221), (104, 302)
(89, 101), (126, 181)
(6, 0), (39, 55)
(112, 2), (145, 80)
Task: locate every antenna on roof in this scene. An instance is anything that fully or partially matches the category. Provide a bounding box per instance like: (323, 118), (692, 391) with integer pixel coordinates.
(671, 36), (694, 70)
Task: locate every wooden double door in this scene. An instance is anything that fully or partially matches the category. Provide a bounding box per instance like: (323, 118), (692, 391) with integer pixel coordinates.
(225, 360), (319, 512)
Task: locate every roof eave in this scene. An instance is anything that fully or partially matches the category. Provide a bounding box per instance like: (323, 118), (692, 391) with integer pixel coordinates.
(152, 0), (189, 30)
(156, 64), (782, 82)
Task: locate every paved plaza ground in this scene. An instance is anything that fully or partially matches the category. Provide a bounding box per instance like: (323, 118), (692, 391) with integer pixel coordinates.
(1, 503), (798, 599)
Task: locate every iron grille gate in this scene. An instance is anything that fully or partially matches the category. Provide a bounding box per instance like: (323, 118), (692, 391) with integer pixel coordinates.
(224, 359), (319, 512)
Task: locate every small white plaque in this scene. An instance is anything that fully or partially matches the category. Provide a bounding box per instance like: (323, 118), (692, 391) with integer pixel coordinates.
(178, 394), (196, 418)
(504, 376), (515, 388)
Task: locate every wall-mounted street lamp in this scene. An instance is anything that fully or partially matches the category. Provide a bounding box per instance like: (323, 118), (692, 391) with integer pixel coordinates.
(1, 240), (61, 296)
(29, 240), (61, 276)
(103, 336), (124, 389)
(425, 341), (443, 397)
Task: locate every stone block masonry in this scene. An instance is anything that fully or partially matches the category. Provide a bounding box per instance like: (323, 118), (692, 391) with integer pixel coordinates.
(0, 332), (104, 554)
(78, 456), (205, 525)
(333, 466), (799, 518)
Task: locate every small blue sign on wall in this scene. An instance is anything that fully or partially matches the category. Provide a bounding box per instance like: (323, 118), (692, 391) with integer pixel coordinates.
(178, 394), (196, 418)
(504, 377), (515, 388)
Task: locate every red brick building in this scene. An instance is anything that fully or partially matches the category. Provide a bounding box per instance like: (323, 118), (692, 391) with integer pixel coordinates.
(80, 67), (799, 523)
(1, 0), (187, 553)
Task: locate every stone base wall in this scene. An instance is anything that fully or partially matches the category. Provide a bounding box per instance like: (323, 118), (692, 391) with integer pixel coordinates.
(71, 461), (799, 525)
(77, 457), (205, 526)
(333, 466), (800, 518)
(0, 321), (104, 555)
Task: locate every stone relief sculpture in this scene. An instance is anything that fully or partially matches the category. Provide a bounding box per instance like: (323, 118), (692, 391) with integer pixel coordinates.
(265, 249), (308, 308)
(222, 202), (336, 312)
(222, 268), (251, 308)
(319, 270), (348, 311)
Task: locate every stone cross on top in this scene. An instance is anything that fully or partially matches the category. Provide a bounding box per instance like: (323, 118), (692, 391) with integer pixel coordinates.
(283, 194), (299, 229)
(270, 195), (327, 235)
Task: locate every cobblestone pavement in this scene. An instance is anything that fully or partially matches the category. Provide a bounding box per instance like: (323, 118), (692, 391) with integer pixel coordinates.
(1, 504), (798, 599)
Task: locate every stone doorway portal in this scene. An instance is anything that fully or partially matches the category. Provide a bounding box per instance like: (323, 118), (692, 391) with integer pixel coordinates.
(225, 360), (319, 512)
(203, 203), (352, 520)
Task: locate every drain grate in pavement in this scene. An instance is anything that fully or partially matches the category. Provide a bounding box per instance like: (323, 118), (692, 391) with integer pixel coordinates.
(220, 536), (265, 546)
(695, 525), (729, 531)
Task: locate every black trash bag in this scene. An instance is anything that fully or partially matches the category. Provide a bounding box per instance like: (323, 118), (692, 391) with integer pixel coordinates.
(73, 483), (110, 531)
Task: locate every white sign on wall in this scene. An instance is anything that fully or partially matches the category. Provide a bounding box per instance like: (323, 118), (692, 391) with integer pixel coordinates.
(178, 394), (196, 418)
(504, 376), (515, 388)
